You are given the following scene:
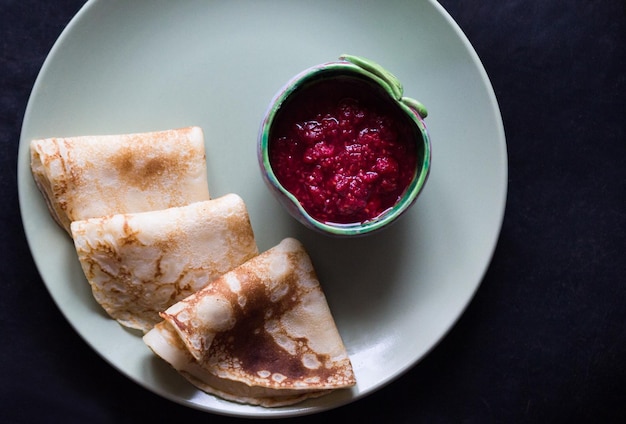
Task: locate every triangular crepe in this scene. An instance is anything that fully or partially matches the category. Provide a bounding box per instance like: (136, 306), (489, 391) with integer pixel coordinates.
(143, 238), (356, 407)
(30, 126), (210, 234)
(71, 194), (258, 333)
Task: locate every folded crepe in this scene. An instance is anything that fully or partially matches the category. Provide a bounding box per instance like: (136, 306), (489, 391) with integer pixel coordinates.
(143, 238), (356, 407)
(30, 126), (210, 234)
(71, 194), (258, 333)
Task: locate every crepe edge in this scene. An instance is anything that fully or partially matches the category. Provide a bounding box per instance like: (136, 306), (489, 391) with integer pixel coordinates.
(143, 321), (339, 408)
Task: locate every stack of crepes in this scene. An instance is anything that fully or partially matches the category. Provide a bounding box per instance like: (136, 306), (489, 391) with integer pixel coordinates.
(30, 127), (355, 406)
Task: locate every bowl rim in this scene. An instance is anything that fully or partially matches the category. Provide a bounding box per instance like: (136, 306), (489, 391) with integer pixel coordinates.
(258, 58), (431, 236)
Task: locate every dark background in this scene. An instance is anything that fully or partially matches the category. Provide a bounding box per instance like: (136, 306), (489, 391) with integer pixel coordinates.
(2, 1), (625, 423)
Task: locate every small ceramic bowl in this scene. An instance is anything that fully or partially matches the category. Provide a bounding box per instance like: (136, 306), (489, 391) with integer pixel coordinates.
(258, 54), (431, 237)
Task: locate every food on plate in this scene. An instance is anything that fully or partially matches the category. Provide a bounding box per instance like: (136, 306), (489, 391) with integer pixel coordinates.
(143, 237), (356, 407)
(30, 126), (210, 234)
(268, 77), (419, 225)
(259, 54), (430, 237)
(71, 194), (258, 333)
(31, 122), (356, 406)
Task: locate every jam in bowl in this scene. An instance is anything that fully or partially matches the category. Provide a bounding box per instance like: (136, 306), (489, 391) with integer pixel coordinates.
(258, 54), (431, 237)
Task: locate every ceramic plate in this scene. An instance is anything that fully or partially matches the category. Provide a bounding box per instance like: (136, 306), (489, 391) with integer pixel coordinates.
(18, 0), (507, 418)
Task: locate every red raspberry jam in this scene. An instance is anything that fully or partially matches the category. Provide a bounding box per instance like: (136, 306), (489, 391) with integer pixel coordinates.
(269, 76), (419, 225)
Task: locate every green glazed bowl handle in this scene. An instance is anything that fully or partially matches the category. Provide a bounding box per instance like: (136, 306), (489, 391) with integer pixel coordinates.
(339, 54), (428, 119)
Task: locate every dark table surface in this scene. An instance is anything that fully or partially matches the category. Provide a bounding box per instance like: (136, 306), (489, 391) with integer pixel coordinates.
(2, 1), (625, 423)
